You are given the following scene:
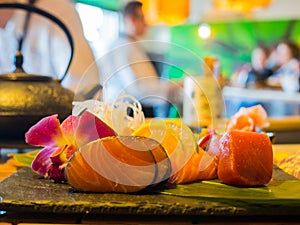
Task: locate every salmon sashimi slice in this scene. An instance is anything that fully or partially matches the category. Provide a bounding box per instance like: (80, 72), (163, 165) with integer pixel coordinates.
(226, 104), (269, 132)
(65, 136), (171, 193)
(217, 130), (273, 187)
(138, 136), (172, 188)
(169, 146), (218, 184)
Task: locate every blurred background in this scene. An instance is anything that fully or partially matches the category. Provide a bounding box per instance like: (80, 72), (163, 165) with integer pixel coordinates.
(75, 0), (300, 80)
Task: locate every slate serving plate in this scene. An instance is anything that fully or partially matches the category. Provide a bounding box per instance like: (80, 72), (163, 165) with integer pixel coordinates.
(0, 166), (300, 217)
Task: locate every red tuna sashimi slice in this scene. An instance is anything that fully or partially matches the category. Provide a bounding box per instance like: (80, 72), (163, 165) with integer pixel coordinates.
(218, 130), (273, 187)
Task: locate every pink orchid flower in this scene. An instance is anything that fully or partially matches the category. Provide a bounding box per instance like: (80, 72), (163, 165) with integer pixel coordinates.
(25, 111), (117, 182)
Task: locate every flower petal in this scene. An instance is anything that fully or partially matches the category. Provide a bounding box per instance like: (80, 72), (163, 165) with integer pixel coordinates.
(50, 144), (77, 165)
(31, 146), (57, 176)
(75, 111), (117, 147)
(25, 114), (66, 147)
(48, 164), (67, 183)
(60, 115), (79, 146)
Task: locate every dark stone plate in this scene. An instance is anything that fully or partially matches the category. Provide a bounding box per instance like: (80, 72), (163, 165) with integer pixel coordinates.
(0, 166), (299, 217)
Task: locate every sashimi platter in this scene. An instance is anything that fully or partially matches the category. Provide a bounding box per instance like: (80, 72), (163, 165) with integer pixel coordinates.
(25, 94), (274, 191)
(0, 94), (300, 218)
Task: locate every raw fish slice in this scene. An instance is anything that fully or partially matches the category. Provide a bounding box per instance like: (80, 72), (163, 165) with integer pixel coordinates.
(139, 136), (172, 187)
(169, 147), (218, 184)
(66, 136), (170, 193)
(246, 104), (269, 128)
(226, 104), (269, 132)
(133, 120), (197, 182)
(218, 131), (273, 187)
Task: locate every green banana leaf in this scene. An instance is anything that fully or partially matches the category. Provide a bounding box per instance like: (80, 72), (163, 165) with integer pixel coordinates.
(8, 149), (40, 167)
(161, 167), (300, 203)
(161, 179), (300, 200)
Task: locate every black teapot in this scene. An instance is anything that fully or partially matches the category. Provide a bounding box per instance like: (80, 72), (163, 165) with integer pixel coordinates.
(0, 3), (75, 145)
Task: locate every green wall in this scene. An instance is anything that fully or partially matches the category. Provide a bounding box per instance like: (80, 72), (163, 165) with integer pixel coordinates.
(75, 0), (122, 11)
(168, 19), (300, 79)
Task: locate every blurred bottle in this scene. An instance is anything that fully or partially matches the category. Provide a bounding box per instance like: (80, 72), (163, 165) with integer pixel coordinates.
(204, 57), (220, 78)
(183, 57), (224, 128)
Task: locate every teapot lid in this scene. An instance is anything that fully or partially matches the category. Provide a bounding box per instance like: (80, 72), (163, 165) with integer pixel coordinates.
(0, 73), (53, 82)
(0, 50), (53, 82)
(0, 3), (74, 84)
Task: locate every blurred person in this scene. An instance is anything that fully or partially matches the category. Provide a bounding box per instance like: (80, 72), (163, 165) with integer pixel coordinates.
(99, 1), (181, 117)
(0, 0), (100, 95)
(230, 44), (273, 88)
(267, 40), (300, 93)
(247, 45), (274, 86)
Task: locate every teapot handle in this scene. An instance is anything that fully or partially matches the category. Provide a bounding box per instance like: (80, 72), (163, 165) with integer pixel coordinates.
(0, 3), (74, 83)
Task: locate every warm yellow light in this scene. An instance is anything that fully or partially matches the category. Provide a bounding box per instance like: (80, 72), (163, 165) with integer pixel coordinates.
(214, 0), (273, 13)
(140, 0), (189, 26)
(198, 23), (211, 40)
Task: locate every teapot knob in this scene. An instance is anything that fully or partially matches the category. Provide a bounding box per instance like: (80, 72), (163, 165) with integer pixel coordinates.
(14, 37), (26, 73)
(13, 50), (25, 73)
